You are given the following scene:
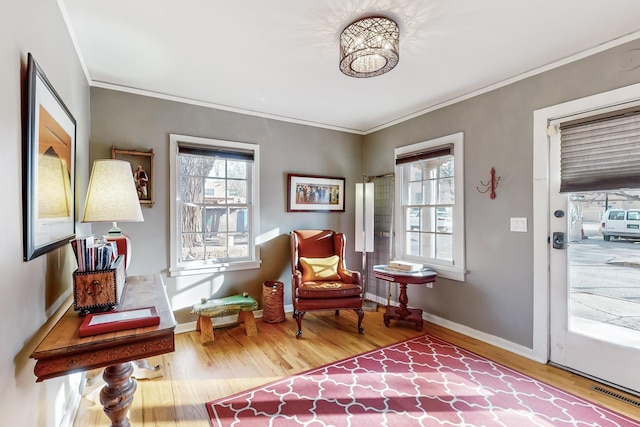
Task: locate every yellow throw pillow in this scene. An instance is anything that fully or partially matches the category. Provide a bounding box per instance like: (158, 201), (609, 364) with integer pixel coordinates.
(300, 255), (341, 282)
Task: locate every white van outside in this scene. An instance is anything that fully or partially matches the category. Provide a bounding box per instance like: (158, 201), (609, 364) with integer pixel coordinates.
(599, 209), (640, 241)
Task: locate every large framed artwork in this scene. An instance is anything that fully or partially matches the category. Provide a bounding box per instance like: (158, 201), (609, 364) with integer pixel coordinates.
(23, 53), (77, 261)
(287, 174), (345, 212)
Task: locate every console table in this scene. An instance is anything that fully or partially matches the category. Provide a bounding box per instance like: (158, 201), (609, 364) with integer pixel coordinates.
(373, 265), (437, 331)
(30, 274), (176, 427)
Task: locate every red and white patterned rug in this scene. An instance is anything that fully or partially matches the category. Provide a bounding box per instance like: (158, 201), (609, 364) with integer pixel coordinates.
(207, 334), (640, 426)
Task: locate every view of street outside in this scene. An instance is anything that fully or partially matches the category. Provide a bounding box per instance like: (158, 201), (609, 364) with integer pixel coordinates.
(569, 221), (640, 349)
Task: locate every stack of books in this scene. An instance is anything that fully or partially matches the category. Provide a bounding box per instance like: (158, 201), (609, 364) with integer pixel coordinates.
(70, 236), (119, 272)
(388, 260), (425, 272)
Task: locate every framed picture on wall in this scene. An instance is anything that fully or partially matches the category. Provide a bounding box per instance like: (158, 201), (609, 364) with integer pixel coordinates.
(111, 146), (154, 207)
(287, 173), (345, 212)
(23, 53), (77, 261)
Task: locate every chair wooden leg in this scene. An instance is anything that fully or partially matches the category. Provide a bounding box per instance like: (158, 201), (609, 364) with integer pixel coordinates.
(354, 308), (365, 335)
(198, 316), (215, 345)
(293, 310), (305, 339)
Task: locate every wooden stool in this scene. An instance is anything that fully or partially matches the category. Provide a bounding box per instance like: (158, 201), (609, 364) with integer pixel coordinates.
(192, 293), (258, 346)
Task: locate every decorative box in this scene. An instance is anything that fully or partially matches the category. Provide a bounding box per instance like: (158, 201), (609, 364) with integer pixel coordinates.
(73, 255), (125, 315)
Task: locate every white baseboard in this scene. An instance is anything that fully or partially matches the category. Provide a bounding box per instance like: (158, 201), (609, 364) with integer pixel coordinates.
(422, 312), (542, 362)
(363, 292), (389, 307)
(364, 291), (542, 363)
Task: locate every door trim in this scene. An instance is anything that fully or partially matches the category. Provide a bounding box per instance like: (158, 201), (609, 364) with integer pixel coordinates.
(532, 82), (640, 363)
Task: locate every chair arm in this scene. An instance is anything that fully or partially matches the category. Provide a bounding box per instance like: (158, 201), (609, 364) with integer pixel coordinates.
(339, 268), (361, 285)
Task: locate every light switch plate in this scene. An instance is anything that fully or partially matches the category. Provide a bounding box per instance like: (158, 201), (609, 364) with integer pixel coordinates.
(510, 217), (527, 232)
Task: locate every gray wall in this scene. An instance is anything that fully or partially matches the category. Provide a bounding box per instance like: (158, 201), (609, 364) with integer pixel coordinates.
(88, 89), (363, 323)
(89, 38), (640, 346)
(364, 39), (640, 348)
(1, 0), (91, 424)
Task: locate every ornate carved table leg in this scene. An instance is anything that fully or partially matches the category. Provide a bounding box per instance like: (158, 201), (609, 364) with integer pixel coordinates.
(100, 362), (137, 427)
(396, 283), (411, 318)
(383, 281), (424, 330)
(383, 308), (391, 327)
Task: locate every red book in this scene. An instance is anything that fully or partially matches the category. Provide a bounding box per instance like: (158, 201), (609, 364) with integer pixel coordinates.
(78, 306), (160, 337)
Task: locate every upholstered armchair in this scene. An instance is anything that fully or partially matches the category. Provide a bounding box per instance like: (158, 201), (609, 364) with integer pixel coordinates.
(290, 229), (365, 339)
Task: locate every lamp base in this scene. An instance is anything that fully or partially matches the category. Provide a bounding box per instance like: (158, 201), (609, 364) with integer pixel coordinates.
(106, 235), (131, 272)
(107, 221), (124, 236)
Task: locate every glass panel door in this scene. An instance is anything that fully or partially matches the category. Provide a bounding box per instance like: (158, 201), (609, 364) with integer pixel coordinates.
(549, 134), (640, 394)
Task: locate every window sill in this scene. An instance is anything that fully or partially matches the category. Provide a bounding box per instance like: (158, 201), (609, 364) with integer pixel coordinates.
(424, 264), (466, 282)
(169, 259), (262, 277)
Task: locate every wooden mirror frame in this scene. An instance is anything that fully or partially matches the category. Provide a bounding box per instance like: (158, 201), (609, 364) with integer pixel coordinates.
(111, 146), (154, 207)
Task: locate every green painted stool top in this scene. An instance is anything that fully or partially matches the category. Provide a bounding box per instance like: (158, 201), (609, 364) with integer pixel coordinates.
(192, 292), (258, 318)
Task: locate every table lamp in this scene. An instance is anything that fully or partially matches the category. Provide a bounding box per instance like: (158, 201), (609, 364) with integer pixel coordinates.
(82, 159), (144, 271)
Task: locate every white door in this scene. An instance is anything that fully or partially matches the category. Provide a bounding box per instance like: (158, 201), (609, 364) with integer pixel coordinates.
(548, 131), (640, 393)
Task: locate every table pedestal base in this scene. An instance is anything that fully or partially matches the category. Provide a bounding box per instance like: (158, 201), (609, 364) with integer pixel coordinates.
(384, 306), (423, 331)
(100, 362), (137, 427)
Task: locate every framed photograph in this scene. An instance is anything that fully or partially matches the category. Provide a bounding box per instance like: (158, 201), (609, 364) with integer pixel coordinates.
(112, 146), (154, 207)
(287, 174), (345, 212)
(23, 53), (76, 261)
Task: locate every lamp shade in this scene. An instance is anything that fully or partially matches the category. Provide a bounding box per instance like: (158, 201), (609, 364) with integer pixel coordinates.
(82, 159), (144, 223)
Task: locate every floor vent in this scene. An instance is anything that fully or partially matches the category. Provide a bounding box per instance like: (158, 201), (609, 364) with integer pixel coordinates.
(590, 385), (640, 407)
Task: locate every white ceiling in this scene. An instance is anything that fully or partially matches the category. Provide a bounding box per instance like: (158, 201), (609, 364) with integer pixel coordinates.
(61, 0), (640, 134)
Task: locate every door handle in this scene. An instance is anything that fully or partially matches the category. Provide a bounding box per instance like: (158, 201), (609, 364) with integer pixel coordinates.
(552, 232), (565, 249)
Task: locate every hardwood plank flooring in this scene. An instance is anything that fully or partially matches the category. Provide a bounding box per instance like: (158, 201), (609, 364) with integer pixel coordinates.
(73, 307), (640, 426)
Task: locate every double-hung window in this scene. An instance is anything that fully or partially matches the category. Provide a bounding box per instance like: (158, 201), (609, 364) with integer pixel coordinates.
(394, 132), (465, 281)
(169, 134), (260, 276)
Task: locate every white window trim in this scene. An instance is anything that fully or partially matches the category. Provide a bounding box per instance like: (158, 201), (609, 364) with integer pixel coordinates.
(169, 134), (261, 277)
(394, 132), (465, 281)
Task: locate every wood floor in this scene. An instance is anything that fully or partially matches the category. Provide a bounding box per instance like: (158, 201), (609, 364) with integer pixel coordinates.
(73, 307), (640, 426)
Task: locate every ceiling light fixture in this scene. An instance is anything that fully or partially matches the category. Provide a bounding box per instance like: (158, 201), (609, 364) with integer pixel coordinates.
(340, 16), (399, 78)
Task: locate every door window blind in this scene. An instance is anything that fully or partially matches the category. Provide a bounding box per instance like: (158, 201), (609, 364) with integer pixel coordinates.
(560, 110), (640, 192)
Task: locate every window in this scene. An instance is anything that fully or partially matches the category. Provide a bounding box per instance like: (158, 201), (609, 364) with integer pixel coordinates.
(394, 132), (465, 281)
(611, 211), (625, 221)
(169, 134), (260, 276)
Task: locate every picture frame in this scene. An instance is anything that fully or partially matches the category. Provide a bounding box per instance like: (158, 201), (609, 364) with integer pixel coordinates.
(111, 146), (154, 207)
(287, 173), (345, 212)
(23, 53), (76, 261)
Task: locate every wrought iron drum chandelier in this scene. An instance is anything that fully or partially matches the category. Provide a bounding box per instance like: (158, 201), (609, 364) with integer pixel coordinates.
(339, 16), (399, 78)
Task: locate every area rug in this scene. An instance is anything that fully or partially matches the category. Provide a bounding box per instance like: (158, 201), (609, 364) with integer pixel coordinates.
(207, 334), (640, 426)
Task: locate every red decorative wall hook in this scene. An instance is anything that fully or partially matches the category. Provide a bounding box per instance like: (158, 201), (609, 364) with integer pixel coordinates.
(477, 167), (500, 199)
